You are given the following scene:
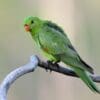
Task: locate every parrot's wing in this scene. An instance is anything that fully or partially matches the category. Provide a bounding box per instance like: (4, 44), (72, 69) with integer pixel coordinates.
(39, 21), (70, 55)
(45, 21), (77, 52)
(39, 21), (93, 73)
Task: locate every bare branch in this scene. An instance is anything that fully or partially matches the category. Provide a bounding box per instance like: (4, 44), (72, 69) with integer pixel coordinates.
(38, 60), (100, 83)
(0, 55), (100, 100)
(0, 55), (39, 100)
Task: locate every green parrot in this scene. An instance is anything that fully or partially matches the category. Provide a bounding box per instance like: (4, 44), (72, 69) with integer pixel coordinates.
(24, 16), (100, 93)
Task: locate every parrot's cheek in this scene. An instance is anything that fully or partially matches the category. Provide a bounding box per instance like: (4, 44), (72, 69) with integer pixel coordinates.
(24, 25), (30, 32)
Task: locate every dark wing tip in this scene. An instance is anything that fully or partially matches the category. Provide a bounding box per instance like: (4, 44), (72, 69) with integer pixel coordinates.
(79, 58), (94, 74)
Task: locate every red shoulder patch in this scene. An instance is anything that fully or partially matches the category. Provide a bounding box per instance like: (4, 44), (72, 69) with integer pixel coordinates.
(43, 47), (49, 52)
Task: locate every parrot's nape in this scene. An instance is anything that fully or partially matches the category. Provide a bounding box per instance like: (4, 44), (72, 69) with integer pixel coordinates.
(24, 16), (100, 93)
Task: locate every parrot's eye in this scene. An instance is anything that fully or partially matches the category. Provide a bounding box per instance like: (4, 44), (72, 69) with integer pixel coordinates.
(31, 20), (34, 24)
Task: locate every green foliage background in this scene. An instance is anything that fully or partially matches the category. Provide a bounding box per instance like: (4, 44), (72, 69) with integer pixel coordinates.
(0, 0), (100, 100)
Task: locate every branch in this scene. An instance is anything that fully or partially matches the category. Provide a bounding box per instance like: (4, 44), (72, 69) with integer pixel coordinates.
(38, 60), (100, 83)
(0, 55), (100, 100)
(0, 56), (38, 100)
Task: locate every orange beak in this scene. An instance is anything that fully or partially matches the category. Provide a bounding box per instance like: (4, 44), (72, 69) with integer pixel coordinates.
(24, 24), (30, 32)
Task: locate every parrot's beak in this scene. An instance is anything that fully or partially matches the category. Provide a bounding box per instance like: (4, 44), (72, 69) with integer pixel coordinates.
(24, 24), (30, 32)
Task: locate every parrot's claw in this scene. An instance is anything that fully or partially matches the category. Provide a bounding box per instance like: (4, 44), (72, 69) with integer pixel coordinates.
(47, 60), (54, 73)
(47, 60), (53, 64)
(54, 59), (60, 67)
(53, 62), (60, 69)
(47, 60), (60, 72)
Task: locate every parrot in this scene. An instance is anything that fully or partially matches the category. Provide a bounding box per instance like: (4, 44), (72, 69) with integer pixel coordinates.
(24, 16), (100, 93)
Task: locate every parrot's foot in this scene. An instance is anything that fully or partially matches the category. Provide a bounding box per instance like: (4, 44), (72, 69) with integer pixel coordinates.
(47, 60), (60, 72)
(54, 60), (60, 68)
(47, 60), (53, 65)
(47, 60), (53, 72)
(53, 62), (60, 69)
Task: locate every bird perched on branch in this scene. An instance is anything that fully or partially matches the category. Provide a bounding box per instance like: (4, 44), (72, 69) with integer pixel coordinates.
(24, 16), (100, 93)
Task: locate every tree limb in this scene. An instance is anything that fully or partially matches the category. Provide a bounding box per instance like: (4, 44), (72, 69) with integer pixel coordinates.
(0, 56), (38, 100)
(38, 59), (100, 83)
(0, 55), (100, 100)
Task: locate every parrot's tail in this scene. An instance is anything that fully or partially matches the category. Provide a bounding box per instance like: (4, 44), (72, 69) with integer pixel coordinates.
(73, 67), (100, 93)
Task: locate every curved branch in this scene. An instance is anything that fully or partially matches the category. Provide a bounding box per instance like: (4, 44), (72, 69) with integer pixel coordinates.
(0, 55), (100, 100)
(0, 56), (39, 100)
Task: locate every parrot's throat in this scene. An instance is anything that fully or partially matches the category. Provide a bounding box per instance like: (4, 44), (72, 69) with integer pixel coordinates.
(30, 28), (38, 36)
(30, 24), (42, 36)
(30, 21), (43, 40)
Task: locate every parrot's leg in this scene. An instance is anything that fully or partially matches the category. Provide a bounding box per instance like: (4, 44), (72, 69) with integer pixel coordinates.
(47, 60), (54, 72)
(54, 60), (60, 65)
(47, 59), (60, 72)
(42, 50), (60, 71)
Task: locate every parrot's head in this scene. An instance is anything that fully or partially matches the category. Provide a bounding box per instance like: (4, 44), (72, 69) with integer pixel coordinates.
(24, 16), (41, 32)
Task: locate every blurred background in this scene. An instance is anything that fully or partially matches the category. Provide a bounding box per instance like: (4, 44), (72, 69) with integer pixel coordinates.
(0, 0), (100, 100)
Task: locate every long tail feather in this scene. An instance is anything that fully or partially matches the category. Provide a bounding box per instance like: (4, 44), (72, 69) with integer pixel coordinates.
(73, 67), (100, 93)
